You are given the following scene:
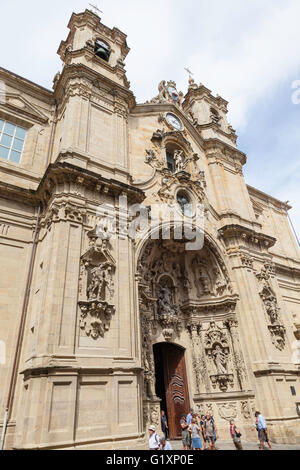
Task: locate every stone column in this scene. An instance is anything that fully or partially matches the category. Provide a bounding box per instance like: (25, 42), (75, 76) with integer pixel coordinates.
(225, 318), (249, 391)
(187, 320), (210, 394)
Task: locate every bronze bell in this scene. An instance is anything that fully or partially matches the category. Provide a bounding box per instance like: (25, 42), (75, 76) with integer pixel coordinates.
(94, 42), (110, 62)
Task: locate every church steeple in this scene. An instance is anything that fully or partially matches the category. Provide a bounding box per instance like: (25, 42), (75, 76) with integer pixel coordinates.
(57, 9), (130, 89)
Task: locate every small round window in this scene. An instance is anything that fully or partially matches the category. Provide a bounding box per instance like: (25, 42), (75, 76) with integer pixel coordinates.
(177, 191), (192, 216)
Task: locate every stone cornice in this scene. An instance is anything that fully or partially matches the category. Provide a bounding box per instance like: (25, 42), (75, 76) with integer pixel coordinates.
(54, 63), (135, 110)
(247, 184), (292, 212)
(204, 138), (247, 167)
(21, 365), (143, 381)
(196, 121), (237, 145)
(183, 84), (229, 113)
(181, 295), (239, 317)
(194, 391), (255, 402)
(0, 67), (54, 105)
(219, 224), (277, 250)
(0, 162), (145, 209)
(253, 368), (300, 377)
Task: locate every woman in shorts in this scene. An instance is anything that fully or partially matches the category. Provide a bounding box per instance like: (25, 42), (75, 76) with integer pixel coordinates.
(189, 418), (203, 450)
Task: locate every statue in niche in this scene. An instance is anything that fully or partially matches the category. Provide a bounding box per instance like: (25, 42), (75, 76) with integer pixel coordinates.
(214, 269), (227, 296)
(212, 344), (228, 375)
(174, 150), (186, 172)
(264, 294), (280, 325)
(173, 262), (182, 281)
(87, 262), (114, 302)
(157, 279), (177, 316)
(192, 256), (213, 297)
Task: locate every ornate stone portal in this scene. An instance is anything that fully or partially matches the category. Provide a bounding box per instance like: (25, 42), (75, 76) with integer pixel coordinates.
(138, 236), (251, 432)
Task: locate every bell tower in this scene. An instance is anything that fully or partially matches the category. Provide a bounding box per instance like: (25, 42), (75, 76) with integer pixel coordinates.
(52, 9), (135, 183)
(57, 9), (131, 88)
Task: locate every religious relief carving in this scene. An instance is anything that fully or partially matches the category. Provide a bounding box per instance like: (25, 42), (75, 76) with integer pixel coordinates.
(192, 255), (229, 299)
(204, 322), (234, 392)
(241, 401), (251, 420)
(218, 402), (238, 421)
(78, 226), (116, 340)
(145, 149), (164, 169)
(256, 267), (286, 351)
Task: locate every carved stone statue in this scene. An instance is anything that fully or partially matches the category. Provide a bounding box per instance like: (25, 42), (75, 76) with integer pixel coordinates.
(157, 284), (177, 316)
(212, 344), (228, 374)
(174, 150), (186, 172)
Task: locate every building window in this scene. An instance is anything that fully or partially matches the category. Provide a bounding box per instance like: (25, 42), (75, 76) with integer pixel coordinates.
(166, 152), (176, 173)
(0, 119), (26, 163)
(211, 108), (220, 123)
(291, 386), (296, 396)
(177, 191), (192, 216)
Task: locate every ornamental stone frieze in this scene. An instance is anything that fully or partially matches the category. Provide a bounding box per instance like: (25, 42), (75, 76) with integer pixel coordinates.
(149, 80), (184, 108)
(217, 402), (238, 421)
(256, 265), (286, 351)
(78, 226), (116, 340)
(218, 224), (277, 252)
(40, 201), (87, 229)
(156, 169), (206, 206)
(240, 253), (254, 270)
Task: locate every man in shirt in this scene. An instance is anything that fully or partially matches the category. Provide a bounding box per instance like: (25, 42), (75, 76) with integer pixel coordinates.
(204, 412), (218, 451)
(186, 409), (194, 426)
(148, 425), (161, 450)
(255, 411), (272, 450)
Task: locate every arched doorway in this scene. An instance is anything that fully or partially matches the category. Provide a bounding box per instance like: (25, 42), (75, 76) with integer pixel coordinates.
(153, 343), (190, 439)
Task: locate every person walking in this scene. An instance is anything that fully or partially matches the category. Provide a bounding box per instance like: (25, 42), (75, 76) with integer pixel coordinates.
(229, 420), (243, 450)
(255, 412), (272, 450)
(180, 415), (191, 450)
(148, 425), (161, 450)
(204, 413), (218, 451)
(161, 411), (169, 440)
(189, 418), (203, 450)
(159, 437), (173, 450)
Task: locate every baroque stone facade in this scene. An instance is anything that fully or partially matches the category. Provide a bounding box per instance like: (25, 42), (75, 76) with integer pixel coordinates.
(0, 9), (299, 450)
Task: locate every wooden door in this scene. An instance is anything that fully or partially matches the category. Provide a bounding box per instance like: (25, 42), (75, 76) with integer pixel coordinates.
(163, 344), (190, 439)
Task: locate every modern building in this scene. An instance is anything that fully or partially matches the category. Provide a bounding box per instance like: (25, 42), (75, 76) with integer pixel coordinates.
(0, 9), (299, 450)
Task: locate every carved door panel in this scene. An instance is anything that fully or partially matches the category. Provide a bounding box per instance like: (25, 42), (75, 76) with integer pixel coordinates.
(163, 344), (190, 439)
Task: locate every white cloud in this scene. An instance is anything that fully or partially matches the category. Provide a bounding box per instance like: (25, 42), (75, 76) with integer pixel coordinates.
(185, 0), (300, 129)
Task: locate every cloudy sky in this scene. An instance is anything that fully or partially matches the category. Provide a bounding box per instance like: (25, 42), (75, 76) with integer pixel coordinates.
(0, 0), (299, 240)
